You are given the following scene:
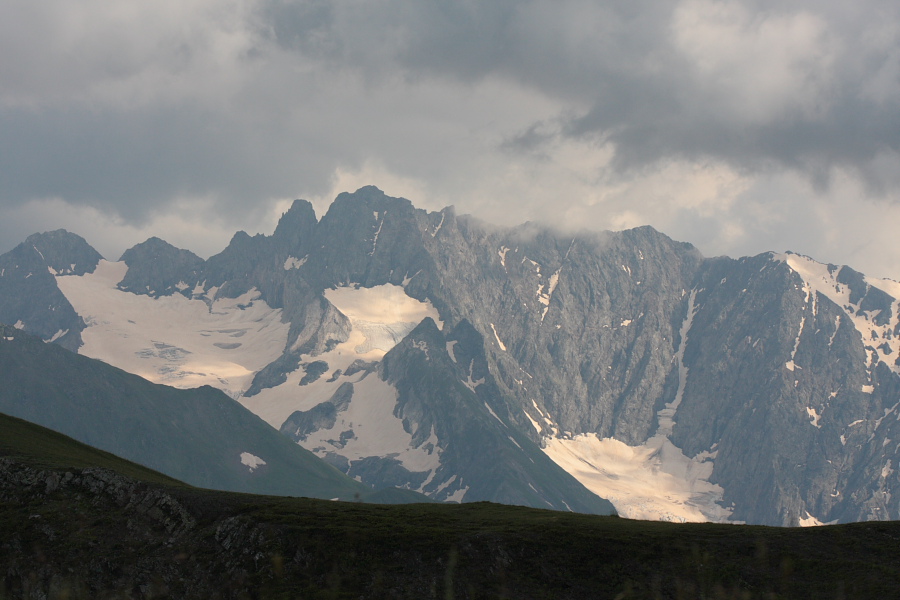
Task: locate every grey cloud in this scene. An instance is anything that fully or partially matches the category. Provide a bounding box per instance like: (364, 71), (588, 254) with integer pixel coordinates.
(260, 0), (900, 192)
(0, 103), (341, 222)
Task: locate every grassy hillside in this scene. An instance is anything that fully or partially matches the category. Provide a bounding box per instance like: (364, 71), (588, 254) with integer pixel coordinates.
(0, 411), (186, 487)
(2, 410), (899, 599)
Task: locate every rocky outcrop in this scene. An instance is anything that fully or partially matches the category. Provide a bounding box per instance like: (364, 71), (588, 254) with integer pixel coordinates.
(117, 237), (204, 298)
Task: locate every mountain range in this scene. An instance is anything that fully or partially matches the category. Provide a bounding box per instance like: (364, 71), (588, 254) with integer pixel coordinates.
(3, 185), (900, 525)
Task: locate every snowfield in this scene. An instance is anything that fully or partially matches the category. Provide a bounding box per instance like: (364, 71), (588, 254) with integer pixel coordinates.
(56, 260), (289, 398)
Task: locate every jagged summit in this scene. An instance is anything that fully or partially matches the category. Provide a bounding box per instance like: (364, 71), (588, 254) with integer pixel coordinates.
(24, 229), (103, 276)
(118, 237), (203, 298)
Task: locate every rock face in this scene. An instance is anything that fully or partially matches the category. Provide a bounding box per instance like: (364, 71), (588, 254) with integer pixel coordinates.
(6, 185), (900, 523)
(117, 236), (204, 298)
(0, 230), (101, 350)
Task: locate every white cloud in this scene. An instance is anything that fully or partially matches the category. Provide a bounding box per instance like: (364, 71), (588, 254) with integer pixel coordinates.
(672, 0), (837, 122)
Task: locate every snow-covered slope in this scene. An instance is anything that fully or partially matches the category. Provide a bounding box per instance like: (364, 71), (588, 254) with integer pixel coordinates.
(241, 284), (438, 422)
(782, 253), (900, 380)
(55, 260), (288, 398)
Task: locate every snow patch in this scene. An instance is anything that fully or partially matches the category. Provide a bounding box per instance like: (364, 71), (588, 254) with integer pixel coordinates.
(401, 270), (420, 287)
(431, 212), (445, 237)
(244, 285), (441, 428)
(324, 285), (442, 355)
(536, 269), (562, 322)
(484, 402), (504, 426)
(862, 385), (875, 394)
(325, 285), (441, 335)
(798, 511), (832, 527)
(806, 407), (822, 428)
(543, 435), (731, 523)
(524, 410), (542, 433)
(240, 452), (266, 472)
(498, 246), (510, 268)
(785, 281), (810, 371)
(13, 321), (24, 330)
(445, 485), (468, 503)
(446, 340), (458, 363)
(659, 290), (698, 437)
(412, 340), (429, 358)
(45, 329), (68, 343)
(369, 212), (385, 256)
(462, 360), (485, 392)
(490, 323), (507, 351)
(301, 374), (443, 479)
(283, 256), (308, 270)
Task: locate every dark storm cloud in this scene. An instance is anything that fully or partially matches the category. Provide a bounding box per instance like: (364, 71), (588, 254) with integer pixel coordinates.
(0, 103), (341, 222)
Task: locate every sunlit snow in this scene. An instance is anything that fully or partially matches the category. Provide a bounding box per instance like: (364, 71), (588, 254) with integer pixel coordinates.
(490, 323), (507, 351)
(239, 283), (444, 491)
(301, 373), (442, 476)
(798, 511), (830, 527)
(806, 407), (822, 428)
(242, 286), (438, 429)
(242, 284), (440, 427)
(55, 260), (289, 398)
(324, 285), (441, 337)
(543, 435), (730, 522)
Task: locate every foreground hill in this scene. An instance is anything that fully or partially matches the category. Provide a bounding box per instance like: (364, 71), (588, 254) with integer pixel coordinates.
(0, 324), (417, 502)
(2, 411), (899, 599)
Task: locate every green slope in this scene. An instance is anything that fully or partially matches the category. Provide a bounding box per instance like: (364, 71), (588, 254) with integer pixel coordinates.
(0, 410), (186, 487)
(0, 323), (371, 500)
(1, 417), (899, 599)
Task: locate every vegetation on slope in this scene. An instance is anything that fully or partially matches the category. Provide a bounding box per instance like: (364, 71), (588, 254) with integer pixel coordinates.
(2, 411), (899, 599)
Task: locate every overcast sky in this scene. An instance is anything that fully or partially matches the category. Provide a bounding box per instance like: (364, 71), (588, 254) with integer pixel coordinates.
(2, 1), (900, 278)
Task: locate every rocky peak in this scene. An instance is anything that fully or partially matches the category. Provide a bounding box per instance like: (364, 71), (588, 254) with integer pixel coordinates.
(117, 237), (203, 298)
(272, 199), (318, 257)
(24, 229), (102, 276)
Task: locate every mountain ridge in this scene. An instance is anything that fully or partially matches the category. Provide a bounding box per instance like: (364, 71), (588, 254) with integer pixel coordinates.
(3, 185), (900, 524)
